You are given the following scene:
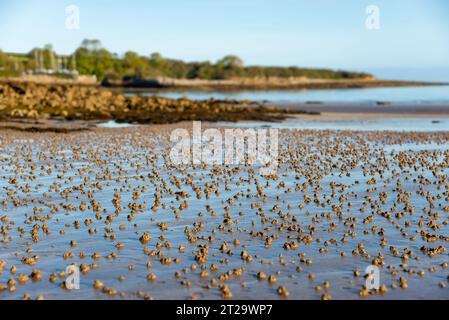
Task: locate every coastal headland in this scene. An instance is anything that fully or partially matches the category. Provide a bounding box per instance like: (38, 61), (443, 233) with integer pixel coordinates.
(103, 77), (446, 90)
(2, 75), (446, 91)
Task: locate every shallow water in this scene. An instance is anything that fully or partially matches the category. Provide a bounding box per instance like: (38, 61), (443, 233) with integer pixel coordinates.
(97, 120), (135, 128)
(128, 85), (449, 105)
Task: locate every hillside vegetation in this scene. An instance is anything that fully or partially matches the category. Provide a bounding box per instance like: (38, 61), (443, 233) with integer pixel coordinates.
(1, 39), (372, 82)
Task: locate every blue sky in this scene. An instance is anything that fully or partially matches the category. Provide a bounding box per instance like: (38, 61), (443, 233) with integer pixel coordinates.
(1, 0), (449, 71)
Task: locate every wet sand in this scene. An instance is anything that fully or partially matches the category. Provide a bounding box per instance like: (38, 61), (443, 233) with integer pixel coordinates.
(279, 102), (449, 116)
(1, 124), (449, 300)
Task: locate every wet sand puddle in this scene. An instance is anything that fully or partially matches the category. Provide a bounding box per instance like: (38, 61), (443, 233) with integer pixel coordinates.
(1, 126), (449, 300)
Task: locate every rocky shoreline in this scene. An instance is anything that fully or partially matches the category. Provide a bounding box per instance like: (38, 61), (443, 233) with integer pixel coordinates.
(2, 76), (446, 90)
(105, 77), (446, 90)
(0, 81), (316, 125)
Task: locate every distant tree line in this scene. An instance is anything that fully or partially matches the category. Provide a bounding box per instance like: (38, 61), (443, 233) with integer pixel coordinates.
(1, 39), (372, 81)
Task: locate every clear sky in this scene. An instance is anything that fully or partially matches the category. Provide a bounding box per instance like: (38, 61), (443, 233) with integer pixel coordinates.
(1, 0), (449, 71)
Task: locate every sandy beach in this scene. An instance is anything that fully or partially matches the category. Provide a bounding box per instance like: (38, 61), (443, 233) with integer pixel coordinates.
(1, 123), (449, 300)
(2, 0), (449, 310)
(1, 58), (448, 302)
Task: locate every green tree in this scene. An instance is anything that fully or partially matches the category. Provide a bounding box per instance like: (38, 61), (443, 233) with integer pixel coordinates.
(74, 40), (114, 80)
(217, 55), (244, 69)
(123, 51), (149, 79)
